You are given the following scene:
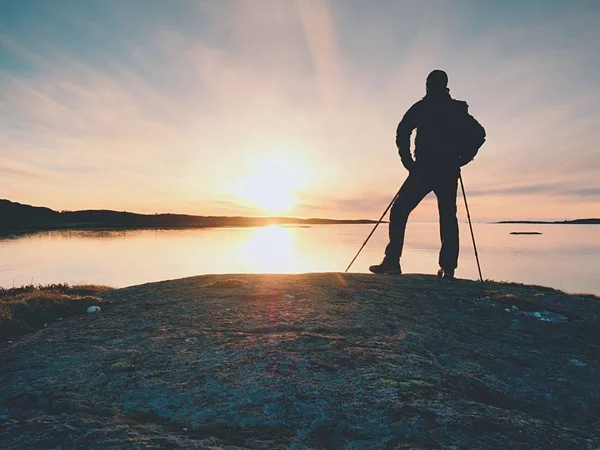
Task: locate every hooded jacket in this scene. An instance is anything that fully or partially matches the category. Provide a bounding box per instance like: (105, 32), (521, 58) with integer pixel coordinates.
(396, 91), (469, 170)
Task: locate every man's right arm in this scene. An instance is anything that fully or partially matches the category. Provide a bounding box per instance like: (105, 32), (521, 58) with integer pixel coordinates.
(395, 102), (420, 172)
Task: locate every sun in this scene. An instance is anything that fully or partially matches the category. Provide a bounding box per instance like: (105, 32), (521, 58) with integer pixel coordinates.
(233, 158), (309, 214)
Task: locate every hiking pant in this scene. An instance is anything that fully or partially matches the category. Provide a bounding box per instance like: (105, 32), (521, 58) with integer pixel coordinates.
(384, 167), (460, 270)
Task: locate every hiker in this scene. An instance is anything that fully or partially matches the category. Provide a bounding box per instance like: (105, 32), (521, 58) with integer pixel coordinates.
(369, 70), (484, 279)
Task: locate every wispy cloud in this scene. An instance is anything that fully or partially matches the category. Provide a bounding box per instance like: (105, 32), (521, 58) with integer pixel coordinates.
(0, 163), (54, 180)
(467, 183), (600, 199)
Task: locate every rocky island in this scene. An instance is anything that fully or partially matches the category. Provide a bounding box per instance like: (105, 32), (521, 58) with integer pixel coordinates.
(1, 274), (599, 449)
(510, 231), (543, 235)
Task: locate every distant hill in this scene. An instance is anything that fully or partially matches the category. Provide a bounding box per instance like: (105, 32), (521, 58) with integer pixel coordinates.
(0, 199), (378, 233)
(497, 219), (600, 225)
(0, 200), (60, 230)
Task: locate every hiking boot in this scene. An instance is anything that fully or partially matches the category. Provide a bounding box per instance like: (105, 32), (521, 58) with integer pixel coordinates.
(437, 268), (455, 280)
(369, 259), (402, 275)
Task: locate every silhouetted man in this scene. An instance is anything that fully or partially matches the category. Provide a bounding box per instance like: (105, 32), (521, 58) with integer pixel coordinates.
(370, 70), (481, 279)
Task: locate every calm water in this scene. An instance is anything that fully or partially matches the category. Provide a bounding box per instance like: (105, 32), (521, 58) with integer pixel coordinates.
(1, 223), (599, 295)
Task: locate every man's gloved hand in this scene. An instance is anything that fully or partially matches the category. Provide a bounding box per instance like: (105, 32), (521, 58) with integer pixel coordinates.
(398, 145), (416, 172)
(401, 156), (416, 173)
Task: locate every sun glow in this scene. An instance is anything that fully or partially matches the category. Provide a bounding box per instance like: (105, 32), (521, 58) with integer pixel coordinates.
(239, 225), (300, 272)
(233, 158), (310, 214)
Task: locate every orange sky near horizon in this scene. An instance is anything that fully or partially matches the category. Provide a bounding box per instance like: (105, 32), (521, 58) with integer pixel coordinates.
(1, 1), (599, 222)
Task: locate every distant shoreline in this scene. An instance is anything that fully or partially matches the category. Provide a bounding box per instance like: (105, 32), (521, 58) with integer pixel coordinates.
(0, 199), (379, 234)
(496, 219), (600, 225)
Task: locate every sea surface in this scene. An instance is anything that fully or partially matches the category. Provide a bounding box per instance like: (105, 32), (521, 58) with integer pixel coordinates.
(1, 223), (599, 295)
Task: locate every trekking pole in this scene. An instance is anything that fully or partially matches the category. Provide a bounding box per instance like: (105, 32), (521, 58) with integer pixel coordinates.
(344, 187), (402, 273)
(459, 173), (483, 282)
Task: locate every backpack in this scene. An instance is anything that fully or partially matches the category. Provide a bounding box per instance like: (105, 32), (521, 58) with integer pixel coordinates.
(453, 111), (486, 164)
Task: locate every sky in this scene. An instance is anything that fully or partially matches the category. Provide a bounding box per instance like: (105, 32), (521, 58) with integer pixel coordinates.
(1, 0), (599, 221)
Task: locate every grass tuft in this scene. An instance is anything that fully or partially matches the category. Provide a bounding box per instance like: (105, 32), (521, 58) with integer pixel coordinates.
(0, 283), (113, 342)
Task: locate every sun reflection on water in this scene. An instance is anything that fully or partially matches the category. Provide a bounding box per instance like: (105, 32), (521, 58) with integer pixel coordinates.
(239, 225), (303, 273)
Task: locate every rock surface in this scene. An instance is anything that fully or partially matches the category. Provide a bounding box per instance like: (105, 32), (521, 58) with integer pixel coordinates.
(1, 273), (599, 449)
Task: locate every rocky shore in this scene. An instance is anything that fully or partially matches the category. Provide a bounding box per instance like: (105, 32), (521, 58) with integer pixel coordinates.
(1, 273), (599, 449)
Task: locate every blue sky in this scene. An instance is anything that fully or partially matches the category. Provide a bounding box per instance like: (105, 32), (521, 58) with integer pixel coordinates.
(1, 0), (599, 220)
